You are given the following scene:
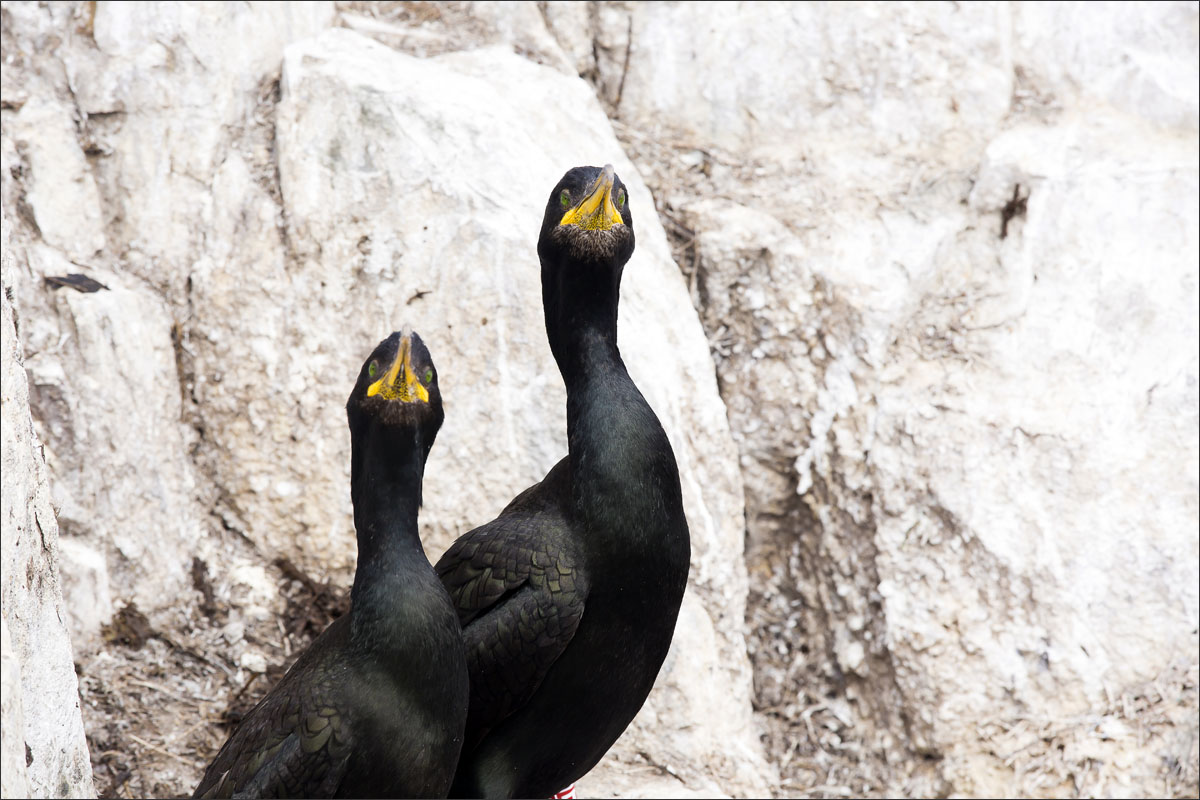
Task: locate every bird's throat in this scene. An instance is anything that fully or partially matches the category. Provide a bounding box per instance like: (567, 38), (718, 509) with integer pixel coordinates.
(349, 430), (428, 603)
(543, 265), (623, 389)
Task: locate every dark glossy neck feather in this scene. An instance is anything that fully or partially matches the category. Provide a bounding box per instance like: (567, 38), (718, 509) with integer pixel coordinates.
(540, 238), (686, 548)
(347, 419), (430, 635)
(541, 253), (625, 388)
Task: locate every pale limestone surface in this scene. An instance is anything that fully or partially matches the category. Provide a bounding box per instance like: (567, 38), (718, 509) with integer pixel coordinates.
(558, 0), (1199, 795)
(1, 616), (32, 799)
(1, 2), (1197, 799)
(1, 219), (94, 798)
(1, 3), (769, 797)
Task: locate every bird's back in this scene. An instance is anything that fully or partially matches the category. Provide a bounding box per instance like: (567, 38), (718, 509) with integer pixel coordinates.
(437, 460), (586, 742)
(437, 452), (689, 797)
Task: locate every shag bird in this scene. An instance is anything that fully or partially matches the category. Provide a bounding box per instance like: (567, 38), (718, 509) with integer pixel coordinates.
(194, 331), (468, 799)
(436, 165), (691, 798)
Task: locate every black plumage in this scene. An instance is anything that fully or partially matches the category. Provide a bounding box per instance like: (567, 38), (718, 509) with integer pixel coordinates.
(194, 331), (468, 799)
(436, 165), (691, 798)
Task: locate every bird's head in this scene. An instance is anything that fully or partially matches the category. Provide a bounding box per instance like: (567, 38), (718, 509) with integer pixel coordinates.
(538, 164), (635, 270)
(346, 329), (444, 458)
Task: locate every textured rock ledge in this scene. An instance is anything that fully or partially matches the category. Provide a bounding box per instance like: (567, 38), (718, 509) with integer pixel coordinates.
(2, 214), (95, 798)
(1, 3), (771, 797)
(1, 2), (1196, 798)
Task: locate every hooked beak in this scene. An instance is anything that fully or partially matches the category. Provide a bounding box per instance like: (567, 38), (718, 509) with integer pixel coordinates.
(366, 332), (429, 403)
(558, 164), (624, 231)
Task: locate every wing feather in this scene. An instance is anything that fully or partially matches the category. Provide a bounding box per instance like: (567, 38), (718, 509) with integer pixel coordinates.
(194, 627), (354, 798)
(435, 460), (588, 741)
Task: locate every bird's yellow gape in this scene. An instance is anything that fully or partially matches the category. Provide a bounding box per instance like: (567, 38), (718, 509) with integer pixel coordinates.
(559, 164), (624, 231)
(367, 334), (429, 403)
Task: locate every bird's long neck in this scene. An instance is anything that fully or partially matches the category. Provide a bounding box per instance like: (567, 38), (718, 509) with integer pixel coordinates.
(543, 258), (683, 555)
(348, 426), (430, 646)
(543, 261), (622, 387)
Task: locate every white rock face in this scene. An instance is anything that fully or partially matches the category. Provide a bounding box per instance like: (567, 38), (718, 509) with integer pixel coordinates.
(1, 5), (770, 798)
(568, 0), (1200, 795)
(3, 0), (339, 644)
(2, 2), (1196, 798)
(21, 256), (207, 639)
(11, 96), (106, 258)
(1, 218), (95, 798)
(1, 616), (32, 799)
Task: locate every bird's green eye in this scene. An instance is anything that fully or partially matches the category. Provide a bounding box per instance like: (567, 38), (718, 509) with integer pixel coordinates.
(617, 188), (625, 208)
(424, 368), (433, 384)
(560, 189), (570, 208)
(368, 361), (378, 378)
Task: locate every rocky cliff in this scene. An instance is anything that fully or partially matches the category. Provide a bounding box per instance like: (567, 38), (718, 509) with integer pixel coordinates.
(1, 2), (1196, 798)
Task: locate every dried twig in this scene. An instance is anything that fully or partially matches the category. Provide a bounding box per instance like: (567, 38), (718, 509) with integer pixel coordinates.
(127, 733), (196, 767)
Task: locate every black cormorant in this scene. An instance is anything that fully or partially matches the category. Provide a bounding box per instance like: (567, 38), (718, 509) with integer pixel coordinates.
(436, 165), (691, 798)
(194, 331), (468, 798)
